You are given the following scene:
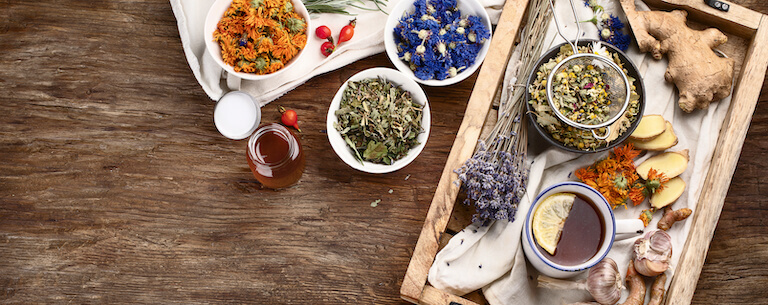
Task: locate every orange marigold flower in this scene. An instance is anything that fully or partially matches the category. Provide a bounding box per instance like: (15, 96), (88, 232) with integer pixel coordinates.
(575, 168), (595, 181)
(213, 0), (306, 74)
(639, 208), (654, 227)
(628, 186), (645, 206)
(646, 168), (669, 184)
(613, 143), (640, 162)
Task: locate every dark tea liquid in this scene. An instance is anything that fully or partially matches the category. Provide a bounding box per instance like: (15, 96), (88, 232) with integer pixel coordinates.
(537, 194), (605, 266)
(246, 123), (305, 189)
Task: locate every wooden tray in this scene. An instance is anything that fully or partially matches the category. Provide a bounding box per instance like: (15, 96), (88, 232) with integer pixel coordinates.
(400, 0), (768, 304)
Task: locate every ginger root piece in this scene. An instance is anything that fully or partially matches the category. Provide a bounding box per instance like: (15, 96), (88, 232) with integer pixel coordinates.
(658, 206), (692, 230)
(636, 149), (689, 180)
(619, 0), (734, 112)
(650, 176), (686, 209)
(630, 115), (666, 141)
(648, 272), (668, 305)
(618, 261), (646, 305)
(630, 121), (677, 151)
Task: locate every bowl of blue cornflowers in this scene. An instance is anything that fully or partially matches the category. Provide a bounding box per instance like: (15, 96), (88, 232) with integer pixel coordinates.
(384, 0), (492, 86)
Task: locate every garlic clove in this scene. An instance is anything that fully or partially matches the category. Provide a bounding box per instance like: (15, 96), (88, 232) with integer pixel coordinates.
(586, 258), (623, 305)
(633, 230), (673, 277)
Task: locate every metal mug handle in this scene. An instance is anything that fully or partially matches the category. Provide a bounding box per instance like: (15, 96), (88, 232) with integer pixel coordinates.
(591, 126), (611, 140)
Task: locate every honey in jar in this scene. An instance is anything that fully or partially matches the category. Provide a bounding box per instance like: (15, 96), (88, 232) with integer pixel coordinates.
(246, 123), (305, 189)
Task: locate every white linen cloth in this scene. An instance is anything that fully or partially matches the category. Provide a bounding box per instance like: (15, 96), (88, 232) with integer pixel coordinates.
(428, 0), (733, 304)
(170, 0), (505, 105)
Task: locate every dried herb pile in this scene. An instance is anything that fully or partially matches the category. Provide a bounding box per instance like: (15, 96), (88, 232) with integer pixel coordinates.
(551, 63), (613, 125)
(528, 43), (641, 151)
(334, 78), (424, 165)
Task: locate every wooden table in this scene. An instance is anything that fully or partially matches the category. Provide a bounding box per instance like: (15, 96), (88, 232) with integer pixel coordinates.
(1, 1), (766, 303)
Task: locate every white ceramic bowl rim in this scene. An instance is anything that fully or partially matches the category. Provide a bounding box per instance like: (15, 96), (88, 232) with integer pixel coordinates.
(326, 67), (431, 174)
(383, 0), (492, 86)
(203, 0), (311, 80)
(523, 181), (617, 272)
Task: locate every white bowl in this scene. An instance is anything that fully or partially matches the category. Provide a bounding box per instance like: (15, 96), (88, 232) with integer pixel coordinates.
(383, 0), (492, 86)
(203, 0), (311, 80)
(326, 68), (431, 173)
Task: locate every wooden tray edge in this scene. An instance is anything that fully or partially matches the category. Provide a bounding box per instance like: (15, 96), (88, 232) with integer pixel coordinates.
(664, 13), (768, 305)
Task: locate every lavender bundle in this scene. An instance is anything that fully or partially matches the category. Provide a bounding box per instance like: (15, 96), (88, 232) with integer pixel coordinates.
(454, 0), (550, 224)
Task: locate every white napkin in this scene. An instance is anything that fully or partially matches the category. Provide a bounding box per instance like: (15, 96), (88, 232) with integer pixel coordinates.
(428, 0), (733, 304)
(170, 0), (505, 105)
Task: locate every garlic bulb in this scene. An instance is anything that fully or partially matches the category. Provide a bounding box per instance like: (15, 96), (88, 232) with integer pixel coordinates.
(537, 258), (623, 305)
(633, 230), (673, 277)
(586, 258), (623, 305)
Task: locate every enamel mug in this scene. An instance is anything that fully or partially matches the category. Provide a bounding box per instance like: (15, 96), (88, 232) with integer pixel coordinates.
(522, 181), (644, 278)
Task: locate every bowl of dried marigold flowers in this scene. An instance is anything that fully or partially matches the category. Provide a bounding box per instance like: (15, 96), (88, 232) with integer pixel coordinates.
(204, 0), (310, 80)
(526, 40), (645, 153)
(384, 0), (492, 86)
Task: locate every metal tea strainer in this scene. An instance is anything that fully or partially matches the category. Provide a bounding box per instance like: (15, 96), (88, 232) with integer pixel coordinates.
(545, 0), (631, 140)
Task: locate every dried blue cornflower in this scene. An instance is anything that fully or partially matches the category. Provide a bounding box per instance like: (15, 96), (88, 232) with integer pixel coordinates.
(605, 30), (630, 51)
(598, 14), (630, 51)
(393, 0), (490, 81)
(581, 2), (631, 52)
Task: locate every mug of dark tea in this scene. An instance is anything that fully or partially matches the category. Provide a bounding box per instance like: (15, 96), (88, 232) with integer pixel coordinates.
(522, 181), (644, 278)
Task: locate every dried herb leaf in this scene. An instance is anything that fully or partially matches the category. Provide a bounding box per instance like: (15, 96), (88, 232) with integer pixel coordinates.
(335, 77), (423, 165)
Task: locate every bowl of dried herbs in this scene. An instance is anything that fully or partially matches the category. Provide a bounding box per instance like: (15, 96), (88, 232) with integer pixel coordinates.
(327, 67), (431, 173)
(526, 40), (645, 153)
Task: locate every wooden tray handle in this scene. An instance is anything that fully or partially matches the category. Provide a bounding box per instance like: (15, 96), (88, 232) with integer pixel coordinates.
(642, 0), (761, 37)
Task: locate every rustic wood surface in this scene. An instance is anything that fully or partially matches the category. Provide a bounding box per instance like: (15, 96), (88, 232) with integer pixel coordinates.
(0, 0), (766, 304)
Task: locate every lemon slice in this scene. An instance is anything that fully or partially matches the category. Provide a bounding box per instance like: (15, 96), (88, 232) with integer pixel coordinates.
(532, 192), (576, 255)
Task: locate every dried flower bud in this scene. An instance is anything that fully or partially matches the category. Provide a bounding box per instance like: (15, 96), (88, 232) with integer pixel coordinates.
(601, 28), (611, 39)
(468, 32), (477, 43)
(456, 27), (465, 35)
(401, 52), (412, 62)
(437, 42), (447, 55)
(418, 29), (430, 40)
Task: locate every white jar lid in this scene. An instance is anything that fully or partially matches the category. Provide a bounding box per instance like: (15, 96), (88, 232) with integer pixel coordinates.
(214, 91), (261, 140)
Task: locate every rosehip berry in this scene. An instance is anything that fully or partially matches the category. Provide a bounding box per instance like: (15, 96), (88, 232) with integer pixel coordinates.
(321, 41), (335, 57)
(315, 25), (332, 40)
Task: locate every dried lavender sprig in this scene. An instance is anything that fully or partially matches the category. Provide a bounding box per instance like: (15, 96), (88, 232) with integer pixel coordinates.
(454, 0), (549, 224)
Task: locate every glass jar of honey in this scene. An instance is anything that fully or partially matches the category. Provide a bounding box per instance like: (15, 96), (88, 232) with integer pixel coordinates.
(246, 123), (305, 189)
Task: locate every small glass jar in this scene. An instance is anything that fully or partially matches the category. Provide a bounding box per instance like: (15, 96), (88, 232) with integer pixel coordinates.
(246, 123), (305, 189)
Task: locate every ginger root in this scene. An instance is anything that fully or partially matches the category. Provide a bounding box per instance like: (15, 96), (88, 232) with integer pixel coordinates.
(619, 0), (734, 112)
(648, 273), (668, 305)
(658, 206), (693, 230)
(630, 115), (666, 141)
(650, 176), (686, 209)
(630, 121), (678, 151)
(618, 261), (646, 305)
